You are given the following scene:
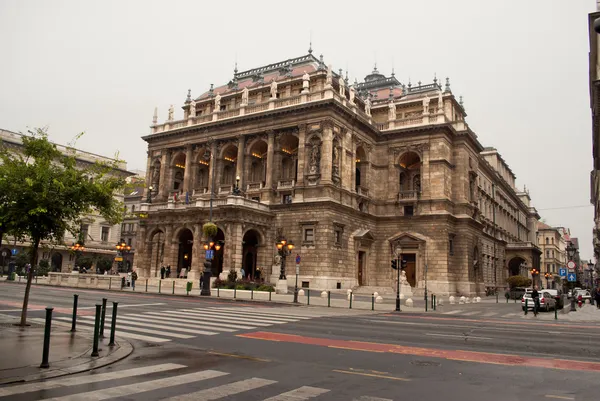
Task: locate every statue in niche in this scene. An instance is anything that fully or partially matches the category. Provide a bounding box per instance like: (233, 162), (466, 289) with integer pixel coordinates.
(423, 95), (430, 114)
(309, 138), (321, 174)
(189, 100), (196, 118)
(388, 102), (396, 121)
(274, 254), (282, 266)
(270, 79), (278, 99)
(168, 105), (174, 121)
(332, 145), (340, 177)
(365, 97), (372, 116)
(241, 87), (249, 105)
(151, 163), (160, 189)
(437, 90), (443, 113)
(302, 71), (310, 92)
(214, 93), (221, 111)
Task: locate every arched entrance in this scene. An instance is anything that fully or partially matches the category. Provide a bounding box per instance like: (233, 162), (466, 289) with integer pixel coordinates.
(242, 230), (261, 281)
(508, 257), (526, 277)
(401, 253), (417, 287)
(177, 228), (193, 278)
(149, 229), (165, 277)
(51, 252), (63, 272)
(211, 228), (225, 277)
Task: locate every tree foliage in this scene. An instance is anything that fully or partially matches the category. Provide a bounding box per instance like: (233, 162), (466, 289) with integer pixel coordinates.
(0, 129), (126, 325)
(506, 275), (532, 289)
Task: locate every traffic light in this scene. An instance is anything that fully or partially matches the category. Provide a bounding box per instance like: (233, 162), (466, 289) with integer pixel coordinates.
(401, 259), (408, 270)
(391, 259), (397, 270)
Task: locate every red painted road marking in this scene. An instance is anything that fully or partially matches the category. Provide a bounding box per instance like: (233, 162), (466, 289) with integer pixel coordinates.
(381, 314), (600, 330)
(0, 300), (96, 315)
(237, 331), (600, 373)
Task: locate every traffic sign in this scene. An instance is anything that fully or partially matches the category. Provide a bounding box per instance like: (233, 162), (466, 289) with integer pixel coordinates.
(296, 254), (301, 264)
(558, 268), (567, 278)
(567, 260), (576, 270)
(295, 265), (299, 275)
(567, 272), (576, 282)
(205, 249), (214, 260)
(114, 256), (123, 262)
(11, 249), (17, 256)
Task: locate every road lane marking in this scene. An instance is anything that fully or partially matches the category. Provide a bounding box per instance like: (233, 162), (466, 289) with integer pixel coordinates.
(545, 395), (575, 400)
(45, 370), (228, 401)
(54, 318), (172, 342)
(179, 309), (294, 324)
(163, 378), (276, 400)
(238, 331), (600, 372)
(332, 369), (411, 381)
(353, 397), (393, 401)
(159, 311), (273, 326)
(262, 386), (330, 400)
(0, 363), (186, 397)
(77, 303), (166, 309)
(461, 311), (481, 316)
(329, 346), (384, 353)
(200, 308), (301, 321)
(206, 307), (314, 319)
(425, 333), (492, 340)
(443, 310), (463, 314)
(208, 351), (271, 362)
(107, 317), (219, 336)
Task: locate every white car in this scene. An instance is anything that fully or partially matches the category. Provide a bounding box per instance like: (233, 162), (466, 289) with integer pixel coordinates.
(522, 291), (556, 312)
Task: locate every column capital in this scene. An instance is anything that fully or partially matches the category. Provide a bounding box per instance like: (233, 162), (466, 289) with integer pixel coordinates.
(320, 119), (334, 130)
(298, 123), (307, 132)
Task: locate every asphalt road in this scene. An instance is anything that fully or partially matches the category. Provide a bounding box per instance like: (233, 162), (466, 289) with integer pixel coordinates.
(1, 282), (600, 400)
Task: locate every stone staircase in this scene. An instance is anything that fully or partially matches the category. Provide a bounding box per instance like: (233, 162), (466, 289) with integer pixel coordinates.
(351, 285), (395, 295)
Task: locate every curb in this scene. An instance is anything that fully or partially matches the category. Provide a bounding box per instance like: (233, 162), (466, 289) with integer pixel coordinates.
(0, 338), (133, 385)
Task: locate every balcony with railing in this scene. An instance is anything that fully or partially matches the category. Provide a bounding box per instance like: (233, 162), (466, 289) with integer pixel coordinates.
(139, 195), (271, 213)
(398, 190), (419, 201)
(219, 185), (232, 194)
(246, 182), (264, 192)
(277, 179), (295, 189)
(356, 186), (369, 197)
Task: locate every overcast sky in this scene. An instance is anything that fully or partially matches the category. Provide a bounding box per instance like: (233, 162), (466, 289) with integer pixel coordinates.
(0, 0), (596, 261)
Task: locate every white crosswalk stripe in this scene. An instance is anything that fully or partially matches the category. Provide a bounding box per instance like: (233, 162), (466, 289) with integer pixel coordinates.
(1, 364), (389, 400)
(47, 318), (170, 343)
(461, 311), (481, 316)
(51, 307), (321, 344)
(443, 310), (463, 315)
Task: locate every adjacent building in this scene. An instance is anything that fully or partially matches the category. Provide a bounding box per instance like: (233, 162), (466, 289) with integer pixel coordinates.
(0, 129), (131, 273)
(589, 9), (600, 263)
(121, 171), (146, 272)
(536, 222), (567, 288)
(134, 52), (540, 296)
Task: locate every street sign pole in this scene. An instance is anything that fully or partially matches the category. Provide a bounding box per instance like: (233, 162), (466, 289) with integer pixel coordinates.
(293, 255), (300, 303)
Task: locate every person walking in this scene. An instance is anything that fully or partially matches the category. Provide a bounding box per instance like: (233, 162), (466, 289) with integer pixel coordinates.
(131, 269), (138, 291)
(595, 286), (600, 309)
(592, 286), (597, 307)
(166, 265), (171, 278)
(160, 265), (165, 280)
(240, 267), (245, 280)
(531, 286), (540, 316)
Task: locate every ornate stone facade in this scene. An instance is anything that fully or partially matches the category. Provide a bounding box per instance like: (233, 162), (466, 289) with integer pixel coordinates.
(135, 53), (540, 296)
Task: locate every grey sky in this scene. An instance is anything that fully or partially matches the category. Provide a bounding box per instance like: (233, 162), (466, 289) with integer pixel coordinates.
(0, 0), (595, 260)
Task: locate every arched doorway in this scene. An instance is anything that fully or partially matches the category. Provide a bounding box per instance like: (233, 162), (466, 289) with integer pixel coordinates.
(398, 151), (421, 196)
(149, 229), (165, 277)
(51, 252), (63, 272)
(177, 228), (193, 278)
(355, 146), (367, 191)
(242, 230), (260, 281)
(211, 228), (225, 276)
(401, 253), (417, 287)
(508, 257), (526, 277)
(172, 153), (186, 193)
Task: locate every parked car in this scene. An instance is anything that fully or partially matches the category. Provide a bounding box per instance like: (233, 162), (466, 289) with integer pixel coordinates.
(522, 291), (556, 312)
(543, 289), (564, 309)
(575, 289), (591, 303)
(568, 287), (582, 298)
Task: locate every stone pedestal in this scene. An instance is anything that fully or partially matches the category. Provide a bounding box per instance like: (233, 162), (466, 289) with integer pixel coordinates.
(276, 278), (288, 294)
(400, 283), (413, 298)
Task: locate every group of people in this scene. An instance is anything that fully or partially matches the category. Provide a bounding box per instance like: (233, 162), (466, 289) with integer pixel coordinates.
(160, 265), (171, 279)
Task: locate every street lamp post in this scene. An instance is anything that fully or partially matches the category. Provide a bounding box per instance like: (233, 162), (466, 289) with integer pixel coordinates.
(544, 272), (551, 289)
(394, 246), (402, 312)
(530, 268), (539, 289)
(232, 175), (242, 196)
(70, 242), (85, 271)
(115, 239), (131, 273)
(587, 261), (594, 290)
(276, 238), (295, 296)
(146, 185), (154, 204)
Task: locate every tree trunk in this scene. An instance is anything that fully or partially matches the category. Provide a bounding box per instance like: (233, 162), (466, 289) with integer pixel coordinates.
(19, 238), (39, 326)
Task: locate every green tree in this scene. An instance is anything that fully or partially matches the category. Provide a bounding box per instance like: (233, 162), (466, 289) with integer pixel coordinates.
(0, 129), (125, 326)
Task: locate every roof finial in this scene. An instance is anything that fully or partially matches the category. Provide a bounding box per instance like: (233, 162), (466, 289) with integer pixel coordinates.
(391, 66), (395, 77)
(209, 84), (214, 97)
(186, 89), (191, 103)
(373, 62), (378, 74)
(345, 69), (349, 84)
(152, 107), (158, 125)
(433, 73), (438, 85)
(445, 77), (451, 93)
(234, 61), (238, 75)
(459, 95), (464, 107)
(308, 31), (313, 54)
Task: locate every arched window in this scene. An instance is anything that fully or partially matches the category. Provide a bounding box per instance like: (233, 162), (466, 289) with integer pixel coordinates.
(545, 238), (549, 245)
(399, 172), (407, 191)
(355, 168), (361, 188)
(197, 167), (208, 188)
(551, 237), (554, 245)
(173, 171), (184, 191)
(223, 165), (234, 185)
(250, 161), (263, 182)
(413, 174), (421, 193)
(281, 157), (293, 180)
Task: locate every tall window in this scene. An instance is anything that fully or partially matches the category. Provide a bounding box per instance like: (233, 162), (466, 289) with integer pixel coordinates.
(101, 227), (110, 242)
(546, 238), (549, 245)
(80, 224), (89, 243)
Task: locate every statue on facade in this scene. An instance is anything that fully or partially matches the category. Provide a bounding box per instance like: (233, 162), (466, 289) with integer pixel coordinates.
(168, 105), (174, 121)
(151, 163), (160, 189)
(189, 100), (196, 118)
(388, 102), (396, 121)
(365, 96), (372, 116)
(437, 90), (443, 113)
(400, 270), (409, 285)
(339, 73), (346, 97)
(214, 93), (221, 111)
(309, 139), (321, 174)
(332, 145), (340, 177)
(274, 254), (282, 266)
(423, 95), (430, 114)
(349, 85), (356, 104)
(325, 65), (333, 88)
(302, 71), (310, 93)
(270, 79), (278, 99)
(241, 87), (249, 106)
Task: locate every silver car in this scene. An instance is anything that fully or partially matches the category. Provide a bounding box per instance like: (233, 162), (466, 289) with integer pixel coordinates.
(521, 291), (556, 312)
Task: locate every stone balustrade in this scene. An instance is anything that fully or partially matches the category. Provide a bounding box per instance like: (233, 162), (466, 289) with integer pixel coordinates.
(48, 272), (122, 289)
(277, 179), (295, 189)
(140, 195), (270, 213)
(398, 190), (419, 201)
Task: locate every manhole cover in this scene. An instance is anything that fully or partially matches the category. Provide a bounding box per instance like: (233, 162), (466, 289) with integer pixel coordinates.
(411, 360), (441, 367)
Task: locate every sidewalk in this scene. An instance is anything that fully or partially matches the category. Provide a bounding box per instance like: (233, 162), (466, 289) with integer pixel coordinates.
(0, 313), (133, 385)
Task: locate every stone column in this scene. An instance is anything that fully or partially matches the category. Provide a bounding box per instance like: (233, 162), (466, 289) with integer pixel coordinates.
(388, 150), (398, 201)
(236, 136), (245, 189)
(143, 151), (152, 200)
(133, 225), (147, 276)
(162, 225), (175, 272)
(158, 150), (171, 200)
(189, 224), (201, 281)
(207, 141), (217, 195)
(320, 120), (333, 184)
(265, 131), (275, 188)
(296, 124), (306, 186)
(182, 145), (193, 194)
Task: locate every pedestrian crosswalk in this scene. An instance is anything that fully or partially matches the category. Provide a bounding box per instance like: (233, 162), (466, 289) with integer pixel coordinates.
(46, 306), (324, 344)
(439, 309), (522, 318)
(0, 363), (394, 400)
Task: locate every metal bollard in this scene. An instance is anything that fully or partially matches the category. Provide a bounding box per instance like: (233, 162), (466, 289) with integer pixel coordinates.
(92, 304), (101, 357)
(108, 302), (119, 346)
(555, 305), (558, 320)
(109, 277), (112, 290)
(217, 286), (220, 298)
(371, 294), (375, 311)
(145, 279), (148, 292)
(158, 280), (162, 294)
(35, 275), (38, 284)
(40, 307), (53, 368)
(525, 299), (528, 315)
(307, 289), (310, 305)
(496, 291), (499, 303)
(172, 281), (175, 295)
(70, 294), (79, 332)
(431, 294), (434, 310)
(99, 298), (107, 338)
(269, 288), (272, 301)
(328, 291), (331, 307)
(425, 294), (428, 312)
(349, 293), (353, 309)
(234, 287), (237, 299)
(251, 288), (254, 300)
